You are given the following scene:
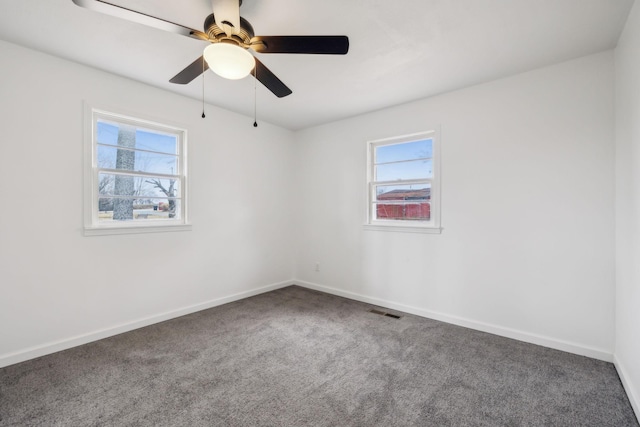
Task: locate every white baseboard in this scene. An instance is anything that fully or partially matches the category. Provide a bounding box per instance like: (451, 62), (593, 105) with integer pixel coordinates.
(2, 278), (615, 369)
(0, 279), (294, 368)
(614, 355), (640, 423)
(294, 280), (613, 362)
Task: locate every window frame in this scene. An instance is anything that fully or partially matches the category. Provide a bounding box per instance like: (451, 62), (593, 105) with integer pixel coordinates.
(364, 130), (442, 234)
(83, 104), (191, 236)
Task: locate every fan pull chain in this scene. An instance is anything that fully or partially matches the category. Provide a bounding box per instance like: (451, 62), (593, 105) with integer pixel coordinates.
(201, 57), (206, 119)
(253, 66), (258, 128)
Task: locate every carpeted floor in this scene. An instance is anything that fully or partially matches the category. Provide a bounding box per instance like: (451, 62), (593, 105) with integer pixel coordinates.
(0, 285), (637, 426)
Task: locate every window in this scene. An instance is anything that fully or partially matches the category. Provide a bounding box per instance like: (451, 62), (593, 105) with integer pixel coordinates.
(366, 130), (441, 233)
(84, 106), (190, 235)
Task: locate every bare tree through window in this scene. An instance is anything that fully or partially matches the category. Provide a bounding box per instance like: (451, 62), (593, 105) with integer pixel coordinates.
(113, 124), (136, 220)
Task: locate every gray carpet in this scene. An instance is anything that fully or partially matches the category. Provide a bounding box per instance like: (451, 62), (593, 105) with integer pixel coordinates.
(0, 285), (637, 426)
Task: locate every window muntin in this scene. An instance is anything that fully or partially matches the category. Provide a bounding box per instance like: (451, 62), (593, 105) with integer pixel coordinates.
(97, 145), (179, 175)
(375, 159), (433, 181)
(85, 108), (189, 234)
(367, 131), (440, 230)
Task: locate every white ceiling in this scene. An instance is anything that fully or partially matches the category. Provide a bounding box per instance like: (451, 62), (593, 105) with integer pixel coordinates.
(0, 0), (634, 130)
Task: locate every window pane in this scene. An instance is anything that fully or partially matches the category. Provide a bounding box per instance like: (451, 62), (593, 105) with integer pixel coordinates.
(136, 129), (178, 155)
(374, 183), (431, 220)
(96, 120), (178, 155)
(374, 202), (431, 221)
(96, 120), (119, 146)
(375, 139), (432, 164)
(375, 183), (431, 202)
(98, 198), (181, 221)
(375, 159), (432, 181)
(99, 173), (180, 198)
(97, 145), (178, 175)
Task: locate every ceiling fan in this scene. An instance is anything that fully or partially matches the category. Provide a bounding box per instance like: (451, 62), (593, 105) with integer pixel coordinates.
(71, 0), (349, 98)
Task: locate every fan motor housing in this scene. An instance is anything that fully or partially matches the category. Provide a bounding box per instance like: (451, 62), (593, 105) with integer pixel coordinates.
(204, 14), (254, 46)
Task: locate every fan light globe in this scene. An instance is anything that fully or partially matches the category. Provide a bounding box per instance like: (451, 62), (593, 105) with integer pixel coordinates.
(203, 43), (255, 80)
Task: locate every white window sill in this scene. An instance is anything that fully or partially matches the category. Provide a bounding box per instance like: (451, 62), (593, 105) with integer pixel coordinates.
(83, 223), (192, 236)
(363, 224), (443, 234)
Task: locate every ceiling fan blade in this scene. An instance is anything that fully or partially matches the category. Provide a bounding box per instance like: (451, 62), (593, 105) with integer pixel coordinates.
(71, 0), (208, 41)
(251, 36), (349, 54)
(253, 58), (292, 98)
(212, 0), (241, 35)
(170, 56), (209, 84)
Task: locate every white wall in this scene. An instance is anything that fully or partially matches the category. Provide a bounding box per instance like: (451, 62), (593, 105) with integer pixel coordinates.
(0, 40), (296, 367)
(615, 0), (640, 417)
(293, 51), (616, 361)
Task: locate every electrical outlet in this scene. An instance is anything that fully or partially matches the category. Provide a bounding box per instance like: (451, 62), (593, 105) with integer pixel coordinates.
(315, 262), (320, 272)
